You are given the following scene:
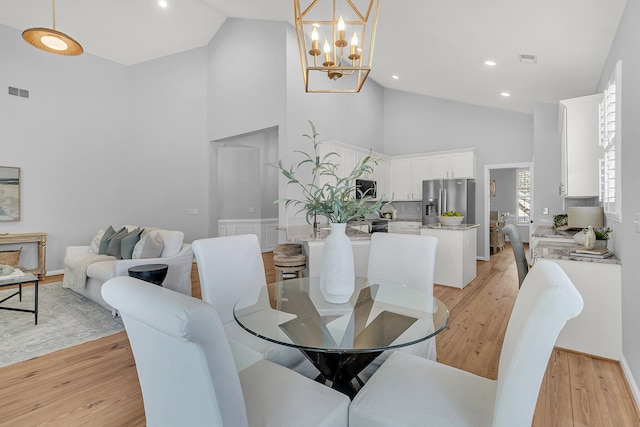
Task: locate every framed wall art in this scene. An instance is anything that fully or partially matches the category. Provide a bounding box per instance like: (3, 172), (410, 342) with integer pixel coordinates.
(490, 179), (496, 197)
(0, 166), (20, 221)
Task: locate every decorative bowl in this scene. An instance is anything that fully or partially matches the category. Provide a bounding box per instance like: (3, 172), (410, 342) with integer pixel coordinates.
(438, 215), (464, 226)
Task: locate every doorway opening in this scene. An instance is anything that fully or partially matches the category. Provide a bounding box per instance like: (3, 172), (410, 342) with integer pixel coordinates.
(483, 162), (533, 261)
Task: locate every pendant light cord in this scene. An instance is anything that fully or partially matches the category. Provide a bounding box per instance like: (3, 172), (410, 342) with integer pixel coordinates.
(52, 0), (56, 30)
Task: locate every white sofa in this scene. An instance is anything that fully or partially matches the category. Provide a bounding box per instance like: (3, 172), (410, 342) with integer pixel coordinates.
(62, 226), (193, 311)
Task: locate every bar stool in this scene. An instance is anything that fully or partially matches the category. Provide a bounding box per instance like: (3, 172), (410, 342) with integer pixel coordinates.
(273, 244), (306, 281)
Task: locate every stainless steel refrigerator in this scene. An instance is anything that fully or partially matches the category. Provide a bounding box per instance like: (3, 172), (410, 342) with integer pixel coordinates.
(422, 179), (476, 225)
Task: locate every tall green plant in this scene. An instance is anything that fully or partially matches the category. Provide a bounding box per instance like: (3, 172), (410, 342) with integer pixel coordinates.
(274, 121), (385, 224)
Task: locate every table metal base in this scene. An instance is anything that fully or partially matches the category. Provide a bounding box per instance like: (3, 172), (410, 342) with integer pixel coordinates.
(0, 280), (38, 325)
(301, 349), (382, 399)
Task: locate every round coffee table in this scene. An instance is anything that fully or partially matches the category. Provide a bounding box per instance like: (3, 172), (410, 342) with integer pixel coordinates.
(128, 264), (168, 286)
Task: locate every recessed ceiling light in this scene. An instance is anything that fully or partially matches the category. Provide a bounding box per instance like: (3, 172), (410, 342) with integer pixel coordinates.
(392, 75), (399, 80)
(484, 60), (496, 67)
(158, 0), (168, 8)
(500, 92), (511, 97)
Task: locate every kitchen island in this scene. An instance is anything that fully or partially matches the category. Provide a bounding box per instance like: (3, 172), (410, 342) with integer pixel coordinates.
(282, 222), (479, 289)
(420, 223), (479, 289)
(531, 227), (621, 360)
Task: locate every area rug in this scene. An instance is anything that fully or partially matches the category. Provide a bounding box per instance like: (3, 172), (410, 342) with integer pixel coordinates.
(0, 282), (124, 367)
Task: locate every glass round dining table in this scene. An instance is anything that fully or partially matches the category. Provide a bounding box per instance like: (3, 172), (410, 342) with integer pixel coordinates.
(234, 277), (449, 398)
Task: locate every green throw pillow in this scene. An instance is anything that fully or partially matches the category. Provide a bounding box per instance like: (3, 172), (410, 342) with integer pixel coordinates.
(105, 228), (129, 259)
(98, 226), (116, 254)
(121, 227), (143, 260)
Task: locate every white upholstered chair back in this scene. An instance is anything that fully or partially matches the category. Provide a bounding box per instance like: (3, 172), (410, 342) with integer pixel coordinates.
(102, 277), (249, 427)
(349, 260), (583, 427)
(192, 234), (266, 324)
(492, 260), (584, 426)
(367, 232), (438, 305)
(361, 232), (439, 368)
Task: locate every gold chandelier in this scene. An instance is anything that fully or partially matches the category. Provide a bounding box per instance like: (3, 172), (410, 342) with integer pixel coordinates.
(294, 0), (379, 93)
(23, 0), (83, 56)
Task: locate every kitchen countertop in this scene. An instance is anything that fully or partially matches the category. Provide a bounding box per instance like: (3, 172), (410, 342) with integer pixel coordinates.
(283, 225), (371, 242)
(532, 225), (579, 240)
(422, 223), (479, 231)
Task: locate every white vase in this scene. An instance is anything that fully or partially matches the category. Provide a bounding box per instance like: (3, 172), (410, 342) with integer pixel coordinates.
(584, 225), (596, 249)
(320, 223), (355, 304)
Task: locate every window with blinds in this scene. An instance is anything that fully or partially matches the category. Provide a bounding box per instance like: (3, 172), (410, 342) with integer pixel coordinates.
(516, 168), (530, 223)
(599, 60), (621, 221)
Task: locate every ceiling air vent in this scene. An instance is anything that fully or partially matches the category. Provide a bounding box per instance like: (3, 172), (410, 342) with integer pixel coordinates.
(519, 54), (537, 64)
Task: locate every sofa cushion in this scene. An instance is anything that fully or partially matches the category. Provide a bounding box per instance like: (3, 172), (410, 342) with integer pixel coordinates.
(106, 228), (129, 259)
(121, 227), (143, 259)
(88, 230), (105, 254)
(132, 232), (164, 259)
(98, 226), (117, 254)
(86, 259), (117, 282)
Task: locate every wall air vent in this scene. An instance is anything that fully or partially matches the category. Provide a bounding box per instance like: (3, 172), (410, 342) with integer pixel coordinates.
(519, 54), (537, 64)
(8, 86), (29, 98)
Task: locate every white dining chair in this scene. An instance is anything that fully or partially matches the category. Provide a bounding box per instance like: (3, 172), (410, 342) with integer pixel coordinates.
(102, 277), (349, 427)
(192, 235), (307, 371)
(362, 232), (439, 377)
(349, 260), (584, 427)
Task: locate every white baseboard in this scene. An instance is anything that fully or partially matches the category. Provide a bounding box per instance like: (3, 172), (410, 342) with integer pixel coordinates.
(620, 353), (640, 411)
(46, 269), (65, 276)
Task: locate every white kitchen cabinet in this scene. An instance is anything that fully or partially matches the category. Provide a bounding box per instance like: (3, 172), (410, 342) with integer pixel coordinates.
(388, 221), (422, 235)
(390, 156), (429, 201)
(428, 150), (475, 180)
(420, 226), (477, 288)
(373, 157), (391, 200)
(559, 94), (603, 197)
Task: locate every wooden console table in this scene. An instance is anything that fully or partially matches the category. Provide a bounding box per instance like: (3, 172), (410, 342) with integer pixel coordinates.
(0, 232), (47, 279)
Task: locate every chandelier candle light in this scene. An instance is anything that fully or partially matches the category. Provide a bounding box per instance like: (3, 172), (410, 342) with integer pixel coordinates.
(294, 0), (380, 93)
(23, 0), (83, 56)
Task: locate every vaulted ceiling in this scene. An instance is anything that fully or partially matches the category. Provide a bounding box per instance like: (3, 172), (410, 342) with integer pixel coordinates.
(0, 0), (627, 113)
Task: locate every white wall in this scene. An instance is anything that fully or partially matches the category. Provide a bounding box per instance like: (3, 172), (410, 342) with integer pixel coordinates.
(126, 48), (209, 242)
(596, 0), (640, 403)
(532, 102), (564, 226)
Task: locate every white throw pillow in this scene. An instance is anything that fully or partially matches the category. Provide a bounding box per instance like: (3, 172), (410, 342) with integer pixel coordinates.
(88, 229), (105, 254)
(132, 233), (164, 259)
(157, 230), (184, 257)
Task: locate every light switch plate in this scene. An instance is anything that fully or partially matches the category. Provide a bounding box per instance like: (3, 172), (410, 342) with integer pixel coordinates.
(542, 207), (549, 215)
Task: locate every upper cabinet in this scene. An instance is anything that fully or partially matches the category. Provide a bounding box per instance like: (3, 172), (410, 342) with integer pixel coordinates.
(559, 94), (603, 198)
(428, 150), (476, 180)
(390, 156), (429, 201)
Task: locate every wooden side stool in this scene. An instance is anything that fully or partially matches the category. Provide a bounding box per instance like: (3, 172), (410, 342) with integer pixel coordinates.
(273, 253), (306, 282)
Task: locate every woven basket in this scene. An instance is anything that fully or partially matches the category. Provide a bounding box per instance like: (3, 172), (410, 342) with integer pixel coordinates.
(0, 248), (22, 267)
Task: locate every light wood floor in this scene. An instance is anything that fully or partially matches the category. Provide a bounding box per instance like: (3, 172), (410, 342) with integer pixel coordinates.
(0, 248), (638, 426)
